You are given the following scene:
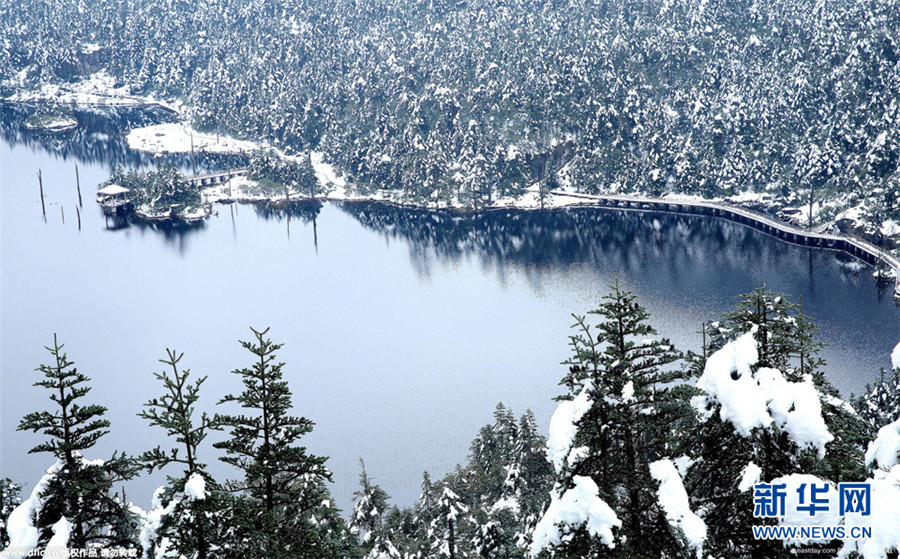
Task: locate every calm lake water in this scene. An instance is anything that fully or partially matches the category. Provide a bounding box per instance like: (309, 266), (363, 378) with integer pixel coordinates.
(2, 108), (899, 514)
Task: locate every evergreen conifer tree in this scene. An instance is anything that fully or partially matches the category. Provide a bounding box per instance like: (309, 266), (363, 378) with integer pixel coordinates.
(686, 286), (867, 557)
(431, 487), (468, 559)
(853, 367), (900, 431)
(138, 348), (223, 559)
(537, 282), (692, 558)
(17, 335), (139, 550)
(721, 284), (823, 379)
(0, 479), (22, 548)
(505, 410), (553, 536)
(350, 459), (390, 549)
(213, 327), (340, 558)
(467, 403), (518, 508)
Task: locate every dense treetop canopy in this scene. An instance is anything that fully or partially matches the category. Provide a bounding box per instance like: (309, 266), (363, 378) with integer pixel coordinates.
(2, 0), (898, 210)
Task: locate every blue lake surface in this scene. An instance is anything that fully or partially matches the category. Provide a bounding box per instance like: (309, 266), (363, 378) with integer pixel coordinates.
(2, 110), (898, 514)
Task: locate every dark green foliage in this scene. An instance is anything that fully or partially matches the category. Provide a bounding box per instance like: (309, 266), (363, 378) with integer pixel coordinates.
(147, 488), (239, 559)
(1, 479), (22, 548)
(139, 348), (217, 477)
(215, 486), (359, 559)
(247, 150), (318, 198)
(19, 334), (110, 461)
(542, 282), (692, 558)
(139, 348), (220, 559)
(214, 327), (349, 557)
(350, 459), (390, 549)
(17, 334), (139, 550)
(853, 367), (900, 431)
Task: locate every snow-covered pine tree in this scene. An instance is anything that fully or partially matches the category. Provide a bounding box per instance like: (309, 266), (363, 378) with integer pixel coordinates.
(533, 282), (692, 558)
(409, 471), (438, 559)
(365, 506), (415, 559)
(504, 410), (553, 540)
(213, 327), (341, 558)
(466, 403), (518, 508)
(721, 284), (823, 379)
(473, 408), (554, 559)
(853, 367), (900, 432)
(15, 334), (139, 551)
(720, 285), (868, 480)
(350, 459), (390, 549)
(686, 286), (865, 557)
(138, 348), (223, 559)
(430, 487), (469, 559)
(0, 479), (22, 548)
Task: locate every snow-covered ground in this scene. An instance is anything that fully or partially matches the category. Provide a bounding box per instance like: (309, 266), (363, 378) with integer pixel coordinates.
(24, 115), (78, 132)
(5, 71), (183, 114)
(126, 122), (258, 155)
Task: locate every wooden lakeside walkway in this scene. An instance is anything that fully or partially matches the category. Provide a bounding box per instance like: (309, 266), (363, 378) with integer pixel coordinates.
(188, 168), (249, 186)
(553, 190), (900, 298)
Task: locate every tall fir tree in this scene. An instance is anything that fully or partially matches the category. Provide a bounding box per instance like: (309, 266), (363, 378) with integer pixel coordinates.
(213, 327), (349, 558)
(504, 410), (553, 539)
(720, 284), (824, 380)
(350, 459), (390, 549)
(138, 348), (223, 559)
(17, 334), (139, 550)
(686, 286), (867, 557)
(536, 282), (693, 558)
(431, 487), (469, 559)
(853, 367), (900, 432)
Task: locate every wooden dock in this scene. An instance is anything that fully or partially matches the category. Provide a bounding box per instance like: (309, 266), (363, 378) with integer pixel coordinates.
(553, 190), (900, 297)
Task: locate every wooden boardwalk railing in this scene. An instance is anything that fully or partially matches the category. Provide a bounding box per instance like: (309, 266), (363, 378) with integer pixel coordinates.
(188, 168), (248, 186)
(553, 190), (900, 298)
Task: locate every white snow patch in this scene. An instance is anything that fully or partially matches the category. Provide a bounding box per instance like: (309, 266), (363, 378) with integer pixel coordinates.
(692, 332), (833, 456)
(530, 476), (621, 555)
(865, 418), (900, 470)
(756, 369), (833, 457)
(881, 220), (900, 237)
(183, 473), (206, 501)
(6, 70), (183, 113)
(310, 151), (347, 188)
(139, 486), (179, 558)
(46, 517), (72, 550)
(650, 459), (706, 557)
(4, 460), (64, 556)
(547, 383), (593, 474)
(621, 380), (635, 403)
(738, 462), (762, 492)
(691, 332), (767, 431)
(127, 123), (257, 155)
(490, 497), (521, 515)
(672, 455), (696, 478)
(892, 341), (900, 370)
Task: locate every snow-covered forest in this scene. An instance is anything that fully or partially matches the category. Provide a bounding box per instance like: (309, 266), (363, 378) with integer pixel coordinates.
(1, 0), (899, 221)
(2, 286), (900, 558)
